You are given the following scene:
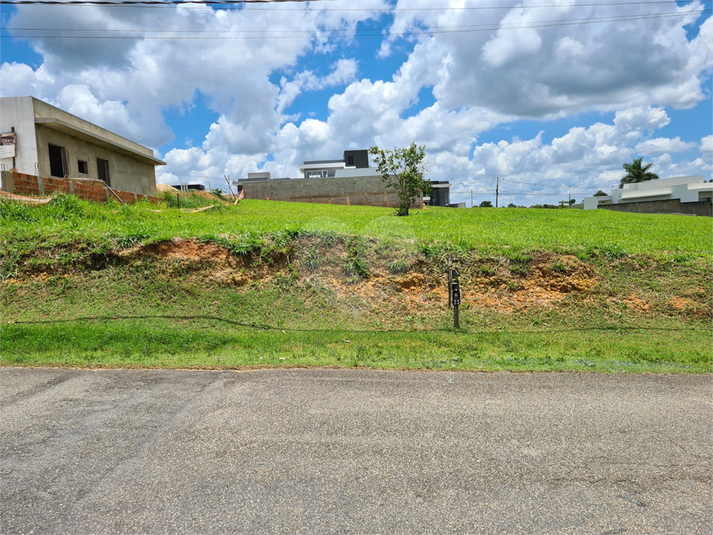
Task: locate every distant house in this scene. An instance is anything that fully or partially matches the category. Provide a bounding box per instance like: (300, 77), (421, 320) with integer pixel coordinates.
(0, 96), (165, 196)
(583, 176), (712, 216)
(238, 149), (454, 208)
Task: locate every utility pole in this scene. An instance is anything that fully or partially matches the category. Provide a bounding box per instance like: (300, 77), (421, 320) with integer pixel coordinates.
(568, 192), (571, 207)
(496, 176), (500, 208)
(470, 188), (473, 208)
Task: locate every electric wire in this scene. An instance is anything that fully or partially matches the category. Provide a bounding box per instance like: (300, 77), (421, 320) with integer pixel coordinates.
(2, 8), (706, 40)
(0, 0), (708, 6)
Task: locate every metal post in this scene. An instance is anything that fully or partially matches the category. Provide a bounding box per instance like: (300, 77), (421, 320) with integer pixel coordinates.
(451, 267), (461, 329)
(470, 188), (473, 208)
(447, 267), (452, 310)
(177, 193), (180, 209)
(496, 176), (499, 208)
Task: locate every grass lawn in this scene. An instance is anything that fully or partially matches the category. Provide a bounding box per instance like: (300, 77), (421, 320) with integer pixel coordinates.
(1, 194), (711, 372)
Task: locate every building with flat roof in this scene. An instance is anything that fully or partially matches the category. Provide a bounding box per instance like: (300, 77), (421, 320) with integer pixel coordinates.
(0, 96), (165, 196)
(238, 149), (453, 208)
(583, 176), (712, 216)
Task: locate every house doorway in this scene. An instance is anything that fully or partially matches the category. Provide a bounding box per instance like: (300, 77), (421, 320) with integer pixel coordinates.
(97, 158), (111, 187)
(48, 144), (67, 177)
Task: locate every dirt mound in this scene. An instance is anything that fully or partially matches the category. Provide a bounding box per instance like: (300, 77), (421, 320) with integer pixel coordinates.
(141, 239), (231, 262)
(112, 238), (603, 314)
(524, 254), (598, 293)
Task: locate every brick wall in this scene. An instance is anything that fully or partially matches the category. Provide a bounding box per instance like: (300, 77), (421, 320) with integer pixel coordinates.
(2, 170), (162, 205)
(71, 180), (109, 203)
(11, 172), (41, 197)
(43, 177), (73, 195)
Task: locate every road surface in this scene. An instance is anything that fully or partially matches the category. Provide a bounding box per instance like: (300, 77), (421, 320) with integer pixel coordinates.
(1, 368), (710, 534)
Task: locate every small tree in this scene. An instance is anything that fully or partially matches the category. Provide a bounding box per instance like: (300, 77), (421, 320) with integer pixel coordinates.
(593, 190), (608, 197)
(369, 143), (431, 216)
(479, 200), (493, 208)
(620, 158), (659, 188)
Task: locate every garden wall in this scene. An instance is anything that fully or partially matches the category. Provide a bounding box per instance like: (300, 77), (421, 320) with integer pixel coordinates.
(1, 170), (162, 204)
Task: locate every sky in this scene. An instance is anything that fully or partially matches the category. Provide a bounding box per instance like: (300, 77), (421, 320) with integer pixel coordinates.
(1, 0), (712, 207)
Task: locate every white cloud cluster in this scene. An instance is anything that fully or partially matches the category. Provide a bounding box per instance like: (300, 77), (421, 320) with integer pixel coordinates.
(384, 0), (712, 117)
(459, 106), (706, 205)
(2, 0), (388, 151)
(1, 0), (710, 201)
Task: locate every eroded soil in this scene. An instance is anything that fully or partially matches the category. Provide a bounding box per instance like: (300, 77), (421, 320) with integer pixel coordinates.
(4, 236), (710, 321)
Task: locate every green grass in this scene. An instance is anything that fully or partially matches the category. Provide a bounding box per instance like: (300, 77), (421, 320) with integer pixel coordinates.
(1, 195), (711, 373)
(1, 264), (710, 373)
(2, 195), (711, 262)
(2, 318), (709, 373)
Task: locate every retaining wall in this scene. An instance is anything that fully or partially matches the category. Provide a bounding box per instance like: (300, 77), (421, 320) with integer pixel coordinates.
(241, 175), (423, 209)
(598, 199), (712, 217)
(1, 170), (162, 204)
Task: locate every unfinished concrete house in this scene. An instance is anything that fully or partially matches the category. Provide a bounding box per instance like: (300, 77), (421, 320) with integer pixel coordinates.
(0, 96), (165, 196)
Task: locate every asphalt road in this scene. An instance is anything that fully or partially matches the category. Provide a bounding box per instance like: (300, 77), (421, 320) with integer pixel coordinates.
(0, 368), (711, 534)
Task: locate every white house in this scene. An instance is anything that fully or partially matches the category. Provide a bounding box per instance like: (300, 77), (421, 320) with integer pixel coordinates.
(0, 96), (165, 196)
(583, 176), (712, 215)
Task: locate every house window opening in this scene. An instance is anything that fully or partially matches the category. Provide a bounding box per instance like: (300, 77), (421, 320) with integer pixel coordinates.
(97, 158), (111, 186)
(77, 160), (88, 174)
(48, 144), (68, 178)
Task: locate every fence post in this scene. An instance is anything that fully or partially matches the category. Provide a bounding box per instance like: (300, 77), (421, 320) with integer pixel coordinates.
(37, 175), (44, 196)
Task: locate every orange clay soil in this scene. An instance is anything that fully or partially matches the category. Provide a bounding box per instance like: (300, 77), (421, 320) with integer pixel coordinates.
(6, 237), (709, 321)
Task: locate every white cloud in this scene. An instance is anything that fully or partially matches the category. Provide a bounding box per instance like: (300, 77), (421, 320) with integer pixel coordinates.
(613, 106), (672, 133)
(277, 58), (359, 114)
(701, 135), (713, 163)
(460, 106), (708, 205)
(481, 27), (542, 68)
(635, 137), (697, 156)
(2, 0), (710, 201)
(387, 0), (712, 117)
(2, 1), (385, 151)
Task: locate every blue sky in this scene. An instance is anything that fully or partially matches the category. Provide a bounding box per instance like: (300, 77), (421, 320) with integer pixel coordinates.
(1, 0), (711, 206)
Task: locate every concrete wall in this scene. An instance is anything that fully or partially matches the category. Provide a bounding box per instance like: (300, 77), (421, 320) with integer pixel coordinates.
(241, 175), (423, 209)
(597, 198), (712, 217)
(0, 96), (38, 175)
(34, 124), (157, 196)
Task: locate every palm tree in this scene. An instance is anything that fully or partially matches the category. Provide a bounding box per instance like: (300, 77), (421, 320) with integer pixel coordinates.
(619, 158), (659, 188)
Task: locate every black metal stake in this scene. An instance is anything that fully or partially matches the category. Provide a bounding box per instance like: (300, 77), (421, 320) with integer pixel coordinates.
(177, 193), (180, 209)
(447, 267), (452, 310)
(450, 267), (461, 329)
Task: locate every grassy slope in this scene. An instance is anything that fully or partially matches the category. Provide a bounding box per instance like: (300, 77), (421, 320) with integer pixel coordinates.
(1, 195), (711, 372)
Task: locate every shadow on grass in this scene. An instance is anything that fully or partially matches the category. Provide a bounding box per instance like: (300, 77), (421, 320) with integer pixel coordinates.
(7, 314), (703, 335)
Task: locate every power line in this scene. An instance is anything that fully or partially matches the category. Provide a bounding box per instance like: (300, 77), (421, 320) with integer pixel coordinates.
(2, 9), (705, 40)
(452, 191), (592, 196)
(0, 0), (708, 6)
